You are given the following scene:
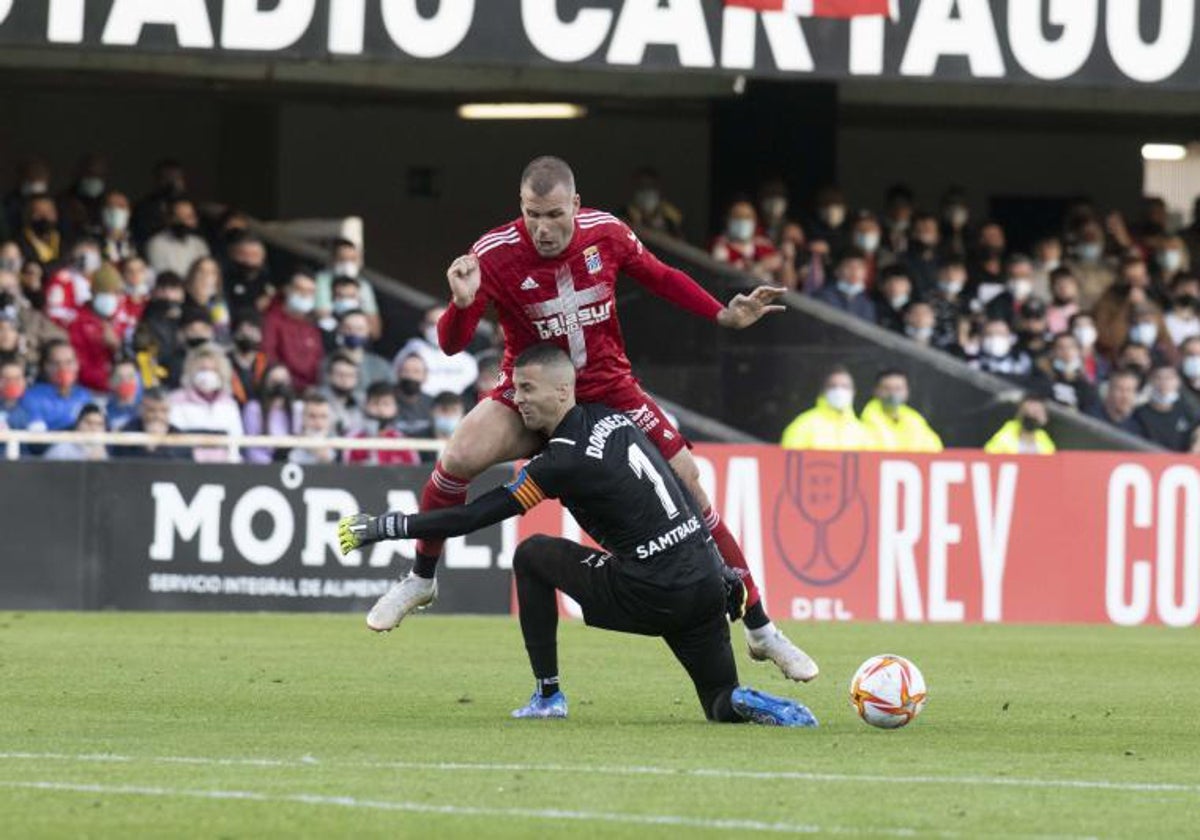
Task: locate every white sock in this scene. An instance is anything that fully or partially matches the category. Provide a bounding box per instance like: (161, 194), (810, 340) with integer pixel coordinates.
(746, 621), (777, 644)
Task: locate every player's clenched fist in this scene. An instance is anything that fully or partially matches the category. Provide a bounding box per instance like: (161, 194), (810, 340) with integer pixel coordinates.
(447, 253), (481, 308)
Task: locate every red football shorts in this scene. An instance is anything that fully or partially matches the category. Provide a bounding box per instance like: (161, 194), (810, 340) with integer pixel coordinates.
(489, 372), (690, 460)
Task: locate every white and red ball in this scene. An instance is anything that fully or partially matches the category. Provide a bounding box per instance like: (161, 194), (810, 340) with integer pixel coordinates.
(849, 654), (928, 729)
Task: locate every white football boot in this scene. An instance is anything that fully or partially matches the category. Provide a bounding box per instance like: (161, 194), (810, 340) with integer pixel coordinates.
(746, 627), (820, 682)
(366, 573), (438, 632)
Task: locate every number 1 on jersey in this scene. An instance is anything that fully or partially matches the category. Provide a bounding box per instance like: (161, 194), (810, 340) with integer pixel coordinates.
(627, 443), (680, 520)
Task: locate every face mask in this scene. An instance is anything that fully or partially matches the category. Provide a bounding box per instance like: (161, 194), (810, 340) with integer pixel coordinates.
(2, 381), (24, 402)
(102, 207), (129, 232)
(1040, 259), (1060, 272)
(760, 196), (787, 221)
(169, 222), (194, 238)
(423, 325), (439, 346)
(945, 206), (969, 228)
(92, 293), (119, 319)
(288, 294), (315, 315)
(1158, 250), (1183, 272)
(1008, 278), (1033, 301)
(30, 219), (53, 237)
(888, 293), (910, 310)
(727, 218), (755, 242)
(340, 334), (369, 350)
(52, 368), (74, 389)
(398, 378), (423, 397)
(266, 383), (292, 401)
(1130, 322), (1158, 347)
(1073, 325), (1097, 349)
(78, 177), (105, 199)
(634, 189), (660, 212)
(820, 204), (846, 228)
(1076, 242), (1102, 262)
(824, 386), (853, 412)
(332, 298), (358, 317)
(1152, 389), (1179, 407)
(905, 325), (933, 342)
(836, 280), (863, 297)
(983, 336), (1012, 358)
(1182, 356), (1200, 380)
(0, 257), (20, 273)
(74, 251), (101, 275)
(1020, 415), (1044, 432)
(889, 217), (910, 232)
(854, 231), (881, 253)
(114, 379), (138, 403)
(234, 336), (259, 353)
(939, 279), (963, 297)
(1052, 357), (1082, 376)
(192, 369), (222, 395)
(433, 415), (461, 437)
(21, 180), (47, 196)
(881, 393), (906, 409)
(334, 261), (359, 279)
(184, 335), (210, 349)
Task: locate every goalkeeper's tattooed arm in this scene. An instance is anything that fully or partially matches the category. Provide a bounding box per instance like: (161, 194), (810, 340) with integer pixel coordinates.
(338, 487), (523, 555)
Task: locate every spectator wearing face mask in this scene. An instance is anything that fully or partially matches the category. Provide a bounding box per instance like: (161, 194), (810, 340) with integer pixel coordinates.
(929, 258), (969, 350)
(1045, 267), (1082, 336)
(881, 183), (914, 258)
(814, 247), (876, 324)
(1087, 368), (1143, 436)
(57, 153), (109, 240)
(44, 238), (103, 329)
(939, 188), (972, 259)
(395, 305), (479, 397)
(393, 353), (435, 440)
(984, 396), (1055, 454)
(44, 403), (108, 462)
(902, 302), (937, 348)
(1134, 365), (1198, 452)
(1065, 219), (1115, 310)
(902, 212), (941, 297)
(346, 380), (420, 466)
(22, 194), (67, 270)
(1164, 274), (1200, 347)
(971, 318), (1033, 381)
(780, 366), (871, 451)
(4, 159), (52, 237)
(711, 200), (781, 283)
(227, 311), (268, 406)
(242, 363), (297, 464)
(624, 167), (685, 241)
(21, 340), (92, 431)
(289, 390), (339, 465)
(99, 190), (137, 265)
(755, 178), (790, 248)
(145, 198), (210, 278)
(1014, 297), (1051, 359)
(336, 309), (392, 390)
(850, 211), (889, 288)
(1038, 333), (1099, 414)
(969, 222), (1008, 305)
(807, 186), (850, 254)
(319, 275), (365, 341)
(1179, 336), (1200, 415)
(319, 351), (366, 433)
(1031, 236), (1064, 300)
(68, 263), (125, 393)
(1067, 312), (1106, 384)
(223, 232), (275, 313)
(874, 266), (912, 333)
(263, 271), (323, 390)
(1093, 255), (1152, 356)
(0, 357), (32, 431)
(168, 342), (243, 462)
(1153, 235), (1189, 291)
(983, 254), (1037, 325)
(1124, 303), (1177, 368)
(166, 306), (217, 389)
(313, 239), (380, 339)
(860, 370), (942, 452)
(106, 358), (142, 430)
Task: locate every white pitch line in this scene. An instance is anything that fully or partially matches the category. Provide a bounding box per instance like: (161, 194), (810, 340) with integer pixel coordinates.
(0, 751), (1197, 797)
(0, 779), (936, 837)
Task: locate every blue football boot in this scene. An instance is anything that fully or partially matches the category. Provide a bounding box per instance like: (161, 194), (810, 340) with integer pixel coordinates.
(731, 687), (818, 727)
(511, 690), (568, 719)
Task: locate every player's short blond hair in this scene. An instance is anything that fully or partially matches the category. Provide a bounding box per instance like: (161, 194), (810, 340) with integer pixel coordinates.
(520, 156), (575, 196)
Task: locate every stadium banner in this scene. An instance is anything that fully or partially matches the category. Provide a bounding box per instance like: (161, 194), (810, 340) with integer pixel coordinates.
(83, 461), (513, 613)
(0, 1), (1197, 90)
(517, 446), (1200, 628)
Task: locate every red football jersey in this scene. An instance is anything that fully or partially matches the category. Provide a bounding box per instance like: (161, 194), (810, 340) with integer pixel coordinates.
(439, 209), (722, 400)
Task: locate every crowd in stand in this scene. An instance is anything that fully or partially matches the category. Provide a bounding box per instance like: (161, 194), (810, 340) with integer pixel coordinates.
(0, 155), (500, 462)
(626, 172), (1200, 453)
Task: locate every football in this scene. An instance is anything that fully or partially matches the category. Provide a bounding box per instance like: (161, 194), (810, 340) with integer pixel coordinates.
(849, 654), (928, 729)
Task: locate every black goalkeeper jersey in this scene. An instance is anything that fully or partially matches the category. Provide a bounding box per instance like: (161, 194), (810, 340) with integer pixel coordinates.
(504, 404), (716, 587)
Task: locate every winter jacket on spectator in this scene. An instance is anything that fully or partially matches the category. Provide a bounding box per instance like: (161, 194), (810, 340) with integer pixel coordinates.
(1134, 401), (1198, 452)
(984, 421), (1056, 454)
(780, 397), (872, 451)
(396, 336), (478, 397)
(68, 306), (120, 392)
(145, 229), (210, 277)
(168, 387), (244, 463)
(20, 381), (92, 431)
(43, 266), (91, 329)
(262, 299), (323, 390)
(1086, 402), (1143, 437)
(859, 399), (943, 452)
(813, 282), (877, 323)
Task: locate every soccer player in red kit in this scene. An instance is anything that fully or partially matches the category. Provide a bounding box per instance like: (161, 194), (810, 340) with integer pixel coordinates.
(364, 156), (817, 681)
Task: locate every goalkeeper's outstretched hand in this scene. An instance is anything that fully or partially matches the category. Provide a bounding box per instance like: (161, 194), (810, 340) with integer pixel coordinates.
(338, 513), (379, 555)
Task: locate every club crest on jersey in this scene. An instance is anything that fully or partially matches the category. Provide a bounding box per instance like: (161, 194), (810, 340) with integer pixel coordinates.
(583, 246), (603, 275)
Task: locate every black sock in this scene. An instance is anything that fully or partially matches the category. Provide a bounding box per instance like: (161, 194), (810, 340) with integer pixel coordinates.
(537, 677), (560, 698)
(743, 601), (769, 630)
(412, 553), (438, 579)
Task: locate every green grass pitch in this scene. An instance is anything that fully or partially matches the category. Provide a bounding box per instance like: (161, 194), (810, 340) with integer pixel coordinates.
(1, 612), (1198, 838)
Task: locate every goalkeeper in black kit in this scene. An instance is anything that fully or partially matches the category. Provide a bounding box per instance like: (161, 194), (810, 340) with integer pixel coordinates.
(339, 343), (816, 727)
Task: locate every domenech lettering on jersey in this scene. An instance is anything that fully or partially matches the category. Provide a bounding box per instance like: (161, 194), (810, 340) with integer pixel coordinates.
(585, 414), (634, 460)
(634, 515), (703, 560)
(523, 264), (613, 368)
